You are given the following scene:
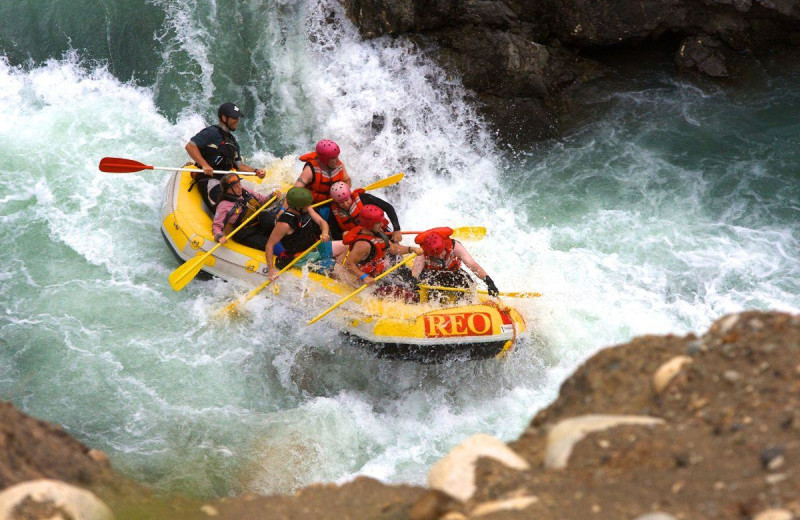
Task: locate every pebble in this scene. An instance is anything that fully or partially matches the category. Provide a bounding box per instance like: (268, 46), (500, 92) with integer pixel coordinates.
(718, 314), (740, 334)
(200, 504), (219, 516)
(723, 370), (742, 384)
(470, 496), (539, 517)
(760, 447), (785, 470)
(653, 356), (693, 394)
(633, 513), (678, 520)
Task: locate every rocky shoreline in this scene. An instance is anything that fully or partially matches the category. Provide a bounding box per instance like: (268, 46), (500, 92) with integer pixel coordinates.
(336, 0), (800, 142)
(2, 310), (798, 519)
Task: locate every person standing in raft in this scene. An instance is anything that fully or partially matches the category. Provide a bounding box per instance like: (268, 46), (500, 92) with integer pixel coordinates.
(212, 173), (281, 252)
(341, 205), (421, 297)
(328, 181), (403, 242)
(294, 139), (351, 221)
(411, 227), (500, 297)
(185, 102), (265, 213)
(265, 187), (335, 279)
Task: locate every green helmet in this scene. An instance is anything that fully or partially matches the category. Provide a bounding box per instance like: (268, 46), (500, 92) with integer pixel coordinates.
(286, 187), (313, 209)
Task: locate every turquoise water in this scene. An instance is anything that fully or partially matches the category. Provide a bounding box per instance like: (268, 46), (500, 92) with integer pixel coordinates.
(1, 0), (799, 499)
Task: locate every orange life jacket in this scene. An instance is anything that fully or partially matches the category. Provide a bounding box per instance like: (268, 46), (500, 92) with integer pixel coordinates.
(330, 188), (365, 232)
(417, 227), (462, 271)
(342, 226), (390, 276)
(299, 151), (345, 203)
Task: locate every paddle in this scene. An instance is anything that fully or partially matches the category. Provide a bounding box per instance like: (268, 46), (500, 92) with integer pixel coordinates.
(168, 195), (278, 291)
(309, 172), (405, 208)
(402, 226), (487, 241)
(307, 253), (417, 325)
(417, 284), (542, 298)
(99, 157), (259, 176)
(218, 239), (322, 317)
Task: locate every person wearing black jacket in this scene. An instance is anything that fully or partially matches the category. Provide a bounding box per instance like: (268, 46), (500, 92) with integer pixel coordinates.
(185, 102), (265, 212)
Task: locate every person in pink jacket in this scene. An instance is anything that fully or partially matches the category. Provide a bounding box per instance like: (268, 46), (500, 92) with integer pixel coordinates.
(213, 173), (281, 253)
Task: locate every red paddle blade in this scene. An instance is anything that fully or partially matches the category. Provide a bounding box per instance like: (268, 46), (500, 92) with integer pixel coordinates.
(98, 157), (153, 173)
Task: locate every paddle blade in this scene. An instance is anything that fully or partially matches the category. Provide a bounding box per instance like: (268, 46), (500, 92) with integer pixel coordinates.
(364, 172), (404, 191)
(451, 226), (487, 241)
(99, 157), (152, 174)
(168, 254), (208, 291)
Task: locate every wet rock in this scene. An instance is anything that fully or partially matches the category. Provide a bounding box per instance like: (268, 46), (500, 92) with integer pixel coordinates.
(428, 434), (529, 502)
(544, 415), (665, 469)
(0, 479), (114, 520)
(675, 35), (730, 77)
(653, 356), (693, 394)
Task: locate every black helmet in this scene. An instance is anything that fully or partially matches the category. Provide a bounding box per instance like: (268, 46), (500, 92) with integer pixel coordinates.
(218, 102), (243, 119)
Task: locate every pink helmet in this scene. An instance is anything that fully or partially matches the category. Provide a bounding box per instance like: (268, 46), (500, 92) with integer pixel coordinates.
(358, 204), (384, 228)
(330, 181), (351, 204)
(315, 139), (340, 161)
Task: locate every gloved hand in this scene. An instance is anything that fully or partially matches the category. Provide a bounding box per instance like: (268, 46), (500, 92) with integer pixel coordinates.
(484, 275), (499, 297)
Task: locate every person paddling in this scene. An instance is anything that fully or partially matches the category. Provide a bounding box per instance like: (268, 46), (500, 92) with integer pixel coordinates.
(185, 102), (266, 212)
(328, 181), (403, 242)
(341, 205), (421, 290)
(266, 187), (334, 280)
(294, 140), (352, 220)
(212, 173), (281, 251)
(411, 227), (500, 297)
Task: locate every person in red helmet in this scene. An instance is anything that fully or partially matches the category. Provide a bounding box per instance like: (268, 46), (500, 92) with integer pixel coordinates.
(328, 181), (403, 242)
(411, 227), (500, 297)
(340, 204), (421, 287)
(295, 139), (352, 214)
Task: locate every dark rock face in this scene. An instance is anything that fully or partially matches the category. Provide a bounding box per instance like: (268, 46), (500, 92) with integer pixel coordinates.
(340, 0), (800, 140)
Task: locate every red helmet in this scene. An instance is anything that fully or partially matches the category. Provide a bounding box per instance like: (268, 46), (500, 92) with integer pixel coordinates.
(358, 204), (384, 228)
(330, 181), (351, 204)
(420, 233), (446, 256)
(315, 139), (340, 161)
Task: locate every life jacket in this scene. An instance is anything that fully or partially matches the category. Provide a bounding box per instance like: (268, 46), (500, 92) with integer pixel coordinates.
(198, 125), (240, 173)
(298, 151), (345, 203)
(220, 190), (261, 229)
(330, 188), (365, 232)
(417, 227), (462, 271)
(342, 226), (390, 276)
(277, 209), (319, 255)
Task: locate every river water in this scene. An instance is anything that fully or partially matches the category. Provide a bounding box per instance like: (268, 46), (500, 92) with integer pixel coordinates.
(1, 0), (798, 498)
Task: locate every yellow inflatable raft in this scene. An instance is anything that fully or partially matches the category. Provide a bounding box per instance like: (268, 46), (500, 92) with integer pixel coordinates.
(160, 169), (526, 363)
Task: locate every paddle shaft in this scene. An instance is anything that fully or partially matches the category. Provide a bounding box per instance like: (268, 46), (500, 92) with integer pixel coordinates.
(309, 172), (404, 209)
(168, 195), (277, 290)
(98, 157), (257, 175)
(307, 253), (417, 325)
(417, 284), (542, 298)
(226, 240), (322, 312)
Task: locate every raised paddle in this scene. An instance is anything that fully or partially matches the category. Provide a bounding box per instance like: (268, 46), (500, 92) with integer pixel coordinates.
(309, 172), (405, 208)
(218, 239), (323, 317)
(168, 195), (278, 291)
(417, 284), (542, 298)
(99, 157), (259, 176)
(401, 226), (487, 241)
(307, 253), (417, 326)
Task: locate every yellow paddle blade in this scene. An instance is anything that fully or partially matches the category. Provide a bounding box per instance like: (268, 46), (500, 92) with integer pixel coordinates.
(168, 252), (213, 291)
(310, 172), (405, 208)
(450, 226), (486, 241)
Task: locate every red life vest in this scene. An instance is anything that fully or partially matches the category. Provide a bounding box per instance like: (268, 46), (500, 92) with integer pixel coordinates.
(417, 227), (462, 271)
(330, 188), (365, 232)
(299, 151), (345, 203)
(342, 226), (390, 276)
